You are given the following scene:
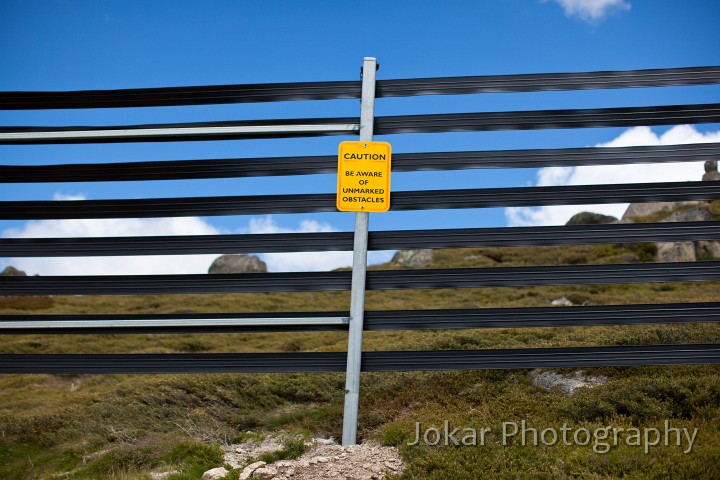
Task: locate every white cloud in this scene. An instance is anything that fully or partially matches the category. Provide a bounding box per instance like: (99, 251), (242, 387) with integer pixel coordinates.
(2, 211), (224, 276)
(505, 125), (720, 227)
(546, 0), (631, 23)
(245, 216), (394, 272)
(2, 204), (394, 275)
(52, 192), (87, 201)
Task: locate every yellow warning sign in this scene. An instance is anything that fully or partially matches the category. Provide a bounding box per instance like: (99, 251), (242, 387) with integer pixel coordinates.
(337, 141), (391, 212)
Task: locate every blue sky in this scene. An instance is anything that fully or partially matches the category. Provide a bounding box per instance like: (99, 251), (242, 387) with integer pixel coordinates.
(1, 0), (719, 274)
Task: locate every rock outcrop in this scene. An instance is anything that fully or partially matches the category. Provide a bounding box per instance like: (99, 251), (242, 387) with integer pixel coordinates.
(208, 254), (267, 274)
(391, 249), (433, 268)
(695, 240), (720, 259)
(655, 203), (719, 262)
(662, 204), (712, 223)
(621, 201), (701, 222)
(566, 211), (618, 225)
(1, 266), (27, 276)
(620, 165), (720, 262)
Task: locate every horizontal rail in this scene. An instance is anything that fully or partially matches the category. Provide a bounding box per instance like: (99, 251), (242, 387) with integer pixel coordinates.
(2, 143), (718, 183)
(1, 66), (718, 110)
(2, 262), (718, 296)
(365, 344), (720, 372)
(3, 181), (718, 220)
(0, 315), (349, 333)
(1, 303), (717, 334)
(376, 66), (720, 97)
(373, 103), (720, 136)
(0, 81), (362, 110)
(2, 221), (719, 257)
(2, 103), (719, 144)
(0, 344), (717, 373)
(367, 303), (720, 330)
(0, 120), (359, 143)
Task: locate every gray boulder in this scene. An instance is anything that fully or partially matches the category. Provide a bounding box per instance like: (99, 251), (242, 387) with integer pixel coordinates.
(391, 249), (433, 268)
(1, 266), (26, 276)
(208, 254), (267, 274)
(656, 241), (696, 263)
(703, 160), (720, 181)
(201, 467), (229, 480)
(566, 211), (618, 225)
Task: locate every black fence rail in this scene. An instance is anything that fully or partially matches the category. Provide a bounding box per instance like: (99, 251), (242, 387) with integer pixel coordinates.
(3, 143), (719, 183)
(1, 64), (719, 376)
(1, 221), (718, 257)
(3, 262), (720, 296)
(3, 103), (720, 144)
(1, 303), (718, 334)
(2, 344), (718, 375)
(2, 65), (719, 109)
(2, 181), (719, 220)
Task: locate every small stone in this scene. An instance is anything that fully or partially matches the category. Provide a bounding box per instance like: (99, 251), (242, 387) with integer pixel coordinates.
(551, 296), (573, 307)
(252, 466), (278, 479)
(371, 465), (382, 473)
(201, 467), (229, 480)
(530, 369), (607, 395)
(150, 471), (180, 480)
(286, 468), (295, 476)
(315, 456), (329, 463)
(314, 437), (337, 445)
(240, 461), (267, 480)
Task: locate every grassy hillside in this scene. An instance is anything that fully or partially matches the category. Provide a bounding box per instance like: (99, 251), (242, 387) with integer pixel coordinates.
(1, 240), (719, 479)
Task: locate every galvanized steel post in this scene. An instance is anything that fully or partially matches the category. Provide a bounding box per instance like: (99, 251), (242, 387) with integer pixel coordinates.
(342, 57), (377, 446)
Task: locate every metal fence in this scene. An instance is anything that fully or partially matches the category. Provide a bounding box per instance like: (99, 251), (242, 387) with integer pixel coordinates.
(2, 61), (720, 444)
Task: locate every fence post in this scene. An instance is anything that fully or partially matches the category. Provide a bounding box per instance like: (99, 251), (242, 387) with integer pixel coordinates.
(342, 56), (377, 446)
